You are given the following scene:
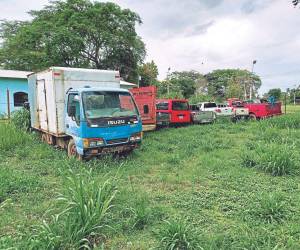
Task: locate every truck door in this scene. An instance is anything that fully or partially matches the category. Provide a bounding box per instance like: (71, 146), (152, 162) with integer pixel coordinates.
(130, 86), (157, 130)
(36, 79), (49, 131)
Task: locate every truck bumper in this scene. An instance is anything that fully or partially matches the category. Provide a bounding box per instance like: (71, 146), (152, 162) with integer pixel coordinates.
(83, 142), (140, 156)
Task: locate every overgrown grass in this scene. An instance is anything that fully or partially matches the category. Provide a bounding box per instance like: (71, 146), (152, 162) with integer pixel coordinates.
(10, 108), (31, 130)
(28, 169), (117, 249)
(246, 193), (290, 224)
(157, 219), (202, 250)
(1, 106), (300, 249)
(241, 142), (298, 176)
(0, 123), (31, 151)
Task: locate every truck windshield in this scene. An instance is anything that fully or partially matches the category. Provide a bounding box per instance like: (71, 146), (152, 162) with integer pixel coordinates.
(156, 102), (169, 110)
(172, 101), (189, 111)
(82, 91), (138, 119)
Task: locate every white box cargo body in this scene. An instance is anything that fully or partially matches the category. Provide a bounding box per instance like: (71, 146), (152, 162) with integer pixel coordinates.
(28, 67), (120, 136)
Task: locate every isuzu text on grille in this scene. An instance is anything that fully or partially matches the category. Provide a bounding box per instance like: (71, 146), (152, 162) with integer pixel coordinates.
(108, 120), (126, 125)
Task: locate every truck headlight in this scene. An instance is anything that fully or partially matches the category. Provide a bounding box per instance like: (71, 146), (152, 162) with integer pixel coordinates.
(129, 132), (142, 142)
(83, 138), (104, 148)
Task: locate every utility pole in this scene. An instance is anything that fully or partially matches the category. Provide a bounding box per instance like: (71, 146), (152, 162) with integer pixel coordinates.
(293, 84), (297, 105)
(167, 67), (171, 95)
(243, 79), (247, 100)
(250, 60), (257, 100)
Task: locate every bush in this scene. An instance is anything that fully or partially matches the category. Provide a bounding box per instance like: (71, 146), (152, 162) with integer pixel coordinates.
(10, 108), (31, 131)
(157, 219), (202, 250)
(29, 169), (117, 249)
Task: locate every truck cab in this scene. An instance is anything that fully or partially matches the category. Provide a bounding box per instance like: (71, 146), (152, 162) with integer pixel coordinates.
(28, 67), (142, 159)
(156, 99), (191, 126)
(65, 87), (142, 158)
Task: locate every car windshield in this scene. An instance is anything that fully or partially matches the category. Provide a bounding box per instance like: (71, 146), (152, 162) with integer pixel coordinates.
(82, 91), (138, 119)
(172, 101), (189, 111)
(204, 103), (217, 108)
(156, 102), (169, 110)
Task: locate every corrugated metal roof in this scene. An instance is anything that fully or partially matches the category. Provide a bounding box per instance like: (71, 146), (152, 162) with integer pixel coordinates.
(0, 69), (33, 79)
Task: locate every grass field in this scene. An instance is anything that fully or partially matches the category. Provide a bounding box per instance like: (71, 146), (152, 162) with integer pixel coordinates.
(1, 106), (300, 249)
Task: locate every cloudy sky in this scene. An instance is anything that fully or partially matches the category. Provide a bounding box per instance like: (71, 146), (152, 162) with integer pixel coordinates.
(0, 0), (299, 93)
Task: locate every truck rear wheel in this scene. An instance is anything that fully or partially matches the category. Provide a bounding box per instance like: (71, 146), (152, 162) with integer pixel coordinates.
(67, 139), (83, 160)
(249, 113), (257, 120)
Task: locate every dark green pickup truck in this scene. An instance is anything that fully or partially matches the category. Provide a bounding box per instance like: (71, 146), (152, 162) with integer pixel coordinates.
(190, 104), (216, 124)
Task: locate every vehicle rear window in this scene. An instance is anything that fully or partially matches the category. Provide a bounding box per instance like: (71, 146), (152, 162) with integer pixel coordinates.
(190, 105), (199, 111)
(204, 103), (217, 108)
(156, 102), (169, 110)
(232, 101), (244, 107)
(172, 101), (189, 111)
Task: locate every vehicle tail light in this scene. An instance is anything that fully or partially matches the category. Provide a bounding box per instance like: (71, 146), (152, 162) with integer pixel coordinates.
(215, 108), (221, 113)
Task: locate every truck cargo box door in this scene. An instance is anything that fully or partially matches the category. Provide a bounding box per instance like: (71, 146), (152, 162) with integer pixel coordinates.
(130, 86), (156, 125)
(36, 79), (49, 131)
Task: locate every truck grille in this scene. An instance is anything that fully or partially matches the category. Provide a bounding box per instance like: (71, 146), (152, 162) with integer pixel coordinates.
(156, 112), (170, 121)
(106, 138), (128, 145)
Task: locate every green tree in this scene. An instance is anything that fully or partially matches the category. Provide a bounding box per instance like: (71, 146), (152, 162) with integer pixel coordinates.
(268, 88), (282, 100)
(0, 0), (146, 80)
(168, 71), (200, 98)
(205, 69), (261, 100)
(138, 60), (158, 86)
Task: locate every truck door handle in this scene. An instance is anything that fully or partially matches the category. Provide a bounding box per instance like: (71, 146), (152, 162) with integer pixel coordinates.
(66, 124), (69, 128)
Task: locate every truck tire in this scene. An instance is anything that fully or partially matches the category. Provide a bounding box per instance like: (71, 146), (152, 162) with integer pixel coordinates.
(249, 113), (257, 121)
(67, 139), (83, 160)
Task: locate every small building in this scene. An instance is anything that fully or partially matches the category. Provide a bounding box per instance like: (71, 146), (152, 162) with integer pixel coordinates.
(0, 69), (32, 117)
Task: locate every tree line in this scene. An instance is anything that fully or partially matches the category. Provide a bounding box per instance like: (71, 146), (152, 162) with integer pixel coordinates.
(0, 0), (297, 103)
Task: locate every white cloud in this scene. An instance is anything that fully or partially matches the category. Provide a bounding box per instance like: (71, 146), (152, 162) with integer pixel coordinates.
(0, 0), (299, 93)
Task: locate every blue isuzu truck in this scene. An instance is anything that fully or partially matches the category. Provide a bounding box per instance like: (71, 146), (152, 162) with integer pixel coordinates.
(28, 67), (142, 159)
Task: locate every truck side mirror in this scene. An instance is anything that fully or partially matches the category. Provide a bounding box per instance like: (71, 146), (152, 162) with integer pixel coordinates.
(68, 105), (76, 117)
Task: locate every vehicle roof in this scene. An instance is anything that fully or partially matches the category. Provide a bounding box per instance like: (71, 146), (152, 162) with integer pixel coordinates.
(198, 101), (216, 104)
(156, 99), (188, 102)
(28, 66), (119, 77)
(0, 69), (33, 79)
(69, 87), (130, 93)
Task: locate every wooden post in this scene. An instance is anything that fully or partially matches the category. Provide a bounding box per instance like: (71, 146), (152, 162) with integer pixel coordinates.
(7, 89), (10, 119)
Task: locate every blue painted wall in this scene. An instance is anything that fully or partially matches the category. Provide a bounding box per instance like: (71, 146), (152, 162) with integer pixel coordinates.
(0, 77), (28, 117)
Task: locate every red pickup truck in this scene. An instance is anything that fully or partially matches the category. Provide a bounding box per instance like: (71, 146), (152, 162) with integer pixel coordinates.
(227, 98), (282, 120)
(156, 99), (191, 126)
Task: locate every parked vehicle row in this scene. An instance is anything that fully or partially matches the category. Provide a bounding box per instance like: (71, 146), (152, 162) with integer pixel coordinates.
(27, 67), (282, 159)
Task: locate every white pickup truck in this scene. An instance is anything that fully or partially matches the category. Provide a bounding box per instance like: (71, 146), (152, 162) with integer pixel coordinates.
(198, 102), (233, 117)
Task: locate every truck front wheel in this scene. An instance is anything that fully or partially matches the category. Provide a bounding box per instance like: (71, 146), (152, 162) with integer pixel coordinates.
(67, 139), (83, 160)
